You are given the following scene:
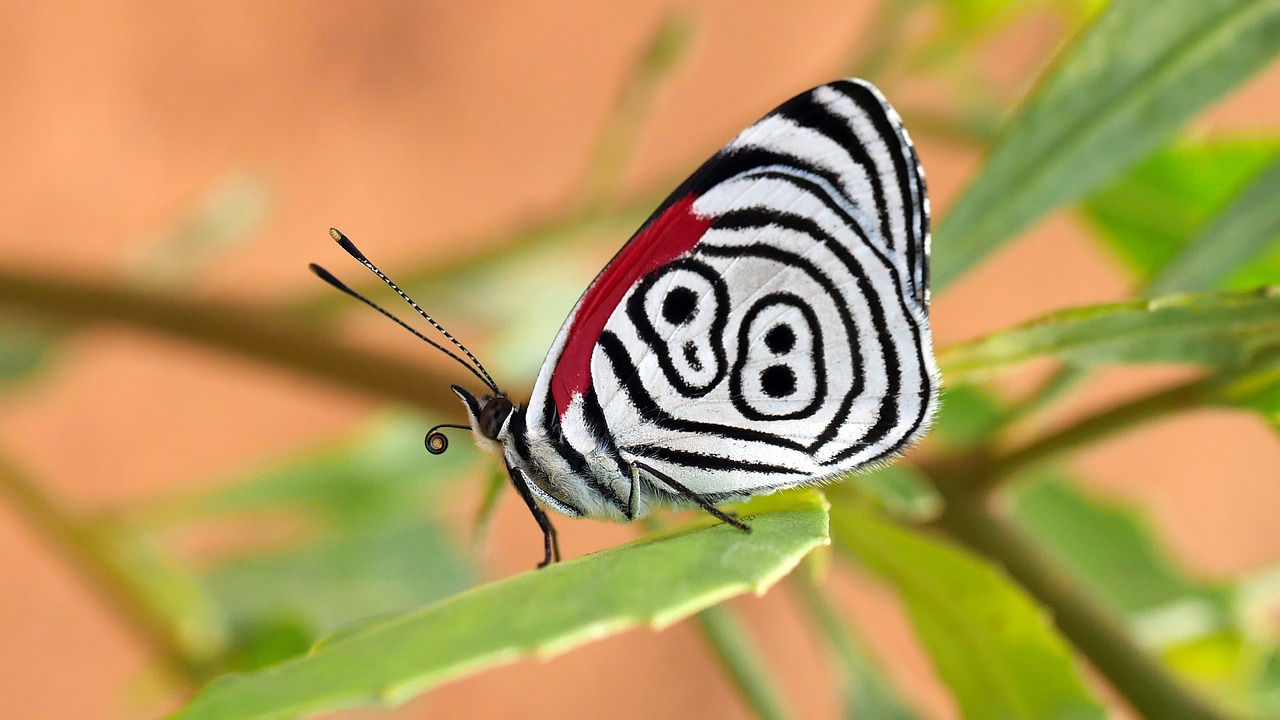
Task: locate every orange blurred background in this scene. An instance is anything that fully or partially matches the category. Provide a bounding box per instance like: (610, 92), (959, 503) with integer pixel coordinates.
(1, 2), (1278, 718)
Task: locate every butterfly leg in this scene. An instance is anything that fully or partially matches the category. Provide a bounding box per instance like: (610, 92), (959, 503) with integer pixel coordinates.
(626, 465), (640, 521)
(507, 463), (561, 568)
(631, 461), (751, 533)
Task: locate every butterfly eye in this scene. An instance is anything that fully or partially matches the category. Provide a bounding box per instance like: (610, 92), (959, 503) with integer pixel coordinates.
(479, 396), (513, 440)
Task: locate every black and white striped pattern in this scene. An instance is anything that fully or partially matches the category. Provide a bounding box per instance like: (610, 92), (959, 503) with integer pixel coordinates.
(505, 79), (938, 521)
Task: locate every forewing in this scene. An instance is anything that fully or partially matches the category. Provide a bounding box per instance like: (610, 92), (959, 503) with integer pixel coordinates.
(527, 79), (937, 498)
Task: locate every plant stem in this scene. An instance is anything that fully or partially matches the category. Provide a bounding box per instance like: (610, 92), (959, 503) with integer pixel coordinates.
(933, 483), (1233, 720)
(694, 604), (794, 720)
(572, 11), (694, 214)
(0, 268), (460, 414)
(792, 572), (921, 720)
(980, 375), (1217, 487)
(0, 453), (196, 682)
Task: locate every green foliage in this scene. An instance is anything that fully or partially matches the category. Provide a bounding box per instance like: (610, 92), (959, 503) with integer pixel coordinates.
(831, 503), (1107, 720)
(0, 2), (1276, 719)
(114, 416), (478, 674)
(935, 0), (1280, 288)
(1014, 474), (1228, 619)
(1012, 474), (1280, 717)
(1082, 137), (1280, 288)
(694, 604), (794, 720)
(939, 287), (1280, 379)
(172, 491), (829, 720)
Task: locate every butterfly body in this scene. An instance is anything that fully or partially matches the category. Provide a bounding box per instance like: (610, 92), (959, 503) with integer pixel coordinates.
(316, 78), (938, 567)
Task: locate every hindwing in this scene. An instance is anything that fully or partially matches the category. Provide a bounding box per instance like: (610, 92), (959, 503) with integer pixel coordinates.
(525, 78), (938, 500)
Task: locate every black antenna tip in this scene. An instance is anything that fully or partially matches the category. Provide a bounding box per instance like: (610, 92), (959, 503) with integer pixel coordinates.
(308, 263), (354, 294)
(328, 227), (367, 262)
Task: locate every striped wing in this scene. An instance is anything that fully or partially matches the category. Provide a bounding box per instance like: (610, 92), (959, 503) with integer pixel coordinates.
(527, 79), (938, 499)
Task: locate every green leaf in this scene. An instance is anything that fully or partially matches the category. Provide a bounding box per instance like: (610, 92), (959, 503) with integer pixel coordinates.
(938, 287), (1280, 380)
(200, 520), (474, 669)
(1012, 474), (1280, 714)
(934, 0), (1280, 289)
(919, 0), (1101, 55)
(831, 503), (1106, 720)
(1212, 350), (1280, 431)
(172, 490), (830, 720)
(469, 461), (508, 551)
(1011, 474), (1227, 624)
(841, 464), (942, 522)
(1082, 137), (1280, 284)
(123, 416), (477, 672)
(932, 384), (1006, 447)
(1149, 156), (1280, 294)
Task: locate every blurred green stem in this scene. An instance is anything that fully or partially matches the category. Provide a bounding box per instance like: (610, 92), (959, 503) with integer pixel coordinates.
(982, 374), (1217, 487)
(572, 12), (694, 214)
(694, 604), (794, 720)
(793, 571), (920, 720)
(0, 268), (459, 414)
(0, 453), (195, 683)
(849, 0), (914, 80)
(933, 483), (1231, 720)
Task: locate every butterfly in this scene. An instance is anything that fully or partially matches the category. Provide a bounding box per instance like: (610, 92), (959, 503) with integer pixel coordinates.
(312, 78), (939, 568)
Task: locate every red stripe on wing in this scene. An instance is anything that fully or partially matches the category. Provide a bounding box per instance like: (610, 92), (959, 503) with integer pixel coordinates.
(551, 194), (712, 415)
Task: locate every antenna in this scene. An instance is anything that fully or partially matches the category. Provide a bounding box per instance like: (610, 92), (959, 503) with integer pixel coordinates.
(326, 228), (501, 392)
(309, 257), (500, 395)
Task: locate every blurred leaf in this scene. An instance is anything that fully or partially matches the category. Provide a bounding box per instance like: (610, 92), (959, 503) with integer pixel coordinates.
(1011, 474), (1227, 623)
(123, 416), (478, 672)
(1252, 650), (1280, 716)
(1213, 350), (1280, 431)
(1162, 630), (1274, 717)
(201, 520), (473, 671)
(470, 461), (507, 552)
(132, 174), (269, 287)
(638, 12), (695, 75)
(101, 523), (233, 665)
(932, 384), (1006, 447)
(843, 464), (943, 522)
(487, 274), (587, 383)
(795, 575), (922, 720)
(1082, 137), (1280, 284)
(917, 0), (1102, 59)
(831, 503), (1106, 720)
(1013, 474), (1280, 715)
(0, 312), (62, 384)
(934, 0), (1280, 289)
(694, 604), (793, 720)
(939, 287), (1280, 380)
(139, 414), (476, 526)
(173, 490), (830, 720)
(1148, 156), (1280, 294)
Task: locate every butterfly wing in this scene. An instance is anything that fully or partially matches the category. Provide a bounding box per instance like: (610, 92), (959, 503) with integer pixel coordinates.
(524, 79), (937, 503)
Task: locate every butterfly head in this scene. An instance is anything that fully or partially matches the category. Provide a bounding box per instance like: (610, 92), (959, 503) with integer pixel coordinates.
(450, 384), (517, 454)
